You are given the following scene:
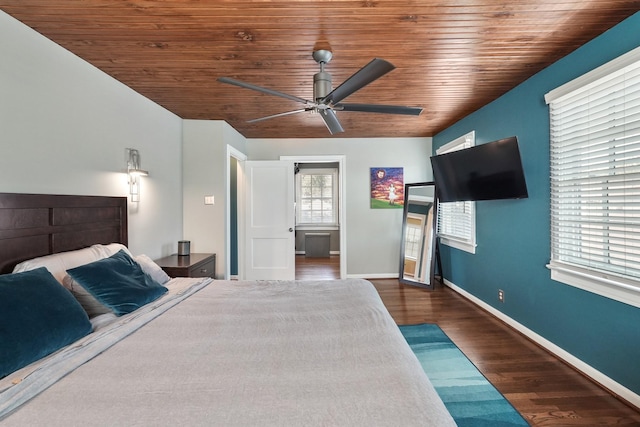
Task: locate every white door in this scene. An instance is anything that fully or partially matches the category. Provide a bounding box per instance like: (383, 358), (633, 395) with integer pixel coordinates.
(244, 160), (295, 280)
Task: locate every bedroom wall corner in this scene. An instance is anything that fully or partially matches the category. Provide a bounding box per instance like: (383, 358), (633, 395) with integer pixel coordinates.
(182, 119), (247, 279)
(0, 10), (183, 260)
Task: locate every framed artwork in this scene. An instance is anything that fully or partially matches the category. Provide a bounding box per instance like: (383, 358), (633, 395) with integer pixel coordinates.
(370, 167), (404, 209)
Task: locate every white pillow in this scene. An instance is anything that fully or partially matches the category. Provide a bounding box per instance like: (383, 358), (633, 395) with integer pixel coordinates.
(13, 245), (102, 284)
(12, 243), (132, 284)
(135, 254), (171, 284)
(96, 243), (132, 259)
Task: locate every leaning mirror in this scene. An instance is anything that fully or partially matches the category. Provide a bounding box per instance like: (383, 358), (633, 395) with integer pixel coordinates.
(399, 182), (438, 289)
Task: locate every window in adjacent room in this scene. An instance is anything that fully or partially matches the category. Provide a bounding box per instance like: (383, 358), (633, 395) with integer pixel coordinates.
(295, 166), (339, 226)
(545, 46), (640, 308)
(436, 131), (477, 254)
(404, 214), (425, 259)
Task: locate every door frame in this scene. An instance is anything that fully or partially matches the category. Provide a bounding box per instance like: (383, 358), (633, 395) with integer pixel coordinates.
(227, 151), (347, 280)
(281, 155), (346, 280)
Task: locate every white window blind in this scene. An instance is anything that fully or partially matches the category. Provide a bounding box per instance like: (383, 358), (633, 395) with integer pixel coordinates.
(546, 46), (640, 307)
(436, 131), (477, 254)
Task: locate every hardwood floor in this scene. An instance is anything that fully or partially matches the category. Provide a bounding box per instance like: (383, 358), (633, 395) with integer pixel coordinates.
(372, 278), (640, 426)
(295, 257), (640, 425)
(295, 255), (340, 280)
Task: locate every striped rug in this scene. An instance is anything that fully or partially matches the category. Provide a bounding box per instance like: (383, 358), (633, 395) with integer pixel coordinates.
(400, 323), (529, 426)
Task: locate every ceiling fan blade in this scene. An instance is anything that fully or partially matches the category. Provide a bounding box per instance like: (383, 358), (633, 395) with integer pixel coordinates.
(319, 109), (344, 134)
(321, 58), (395, 105)
(218, 77), (309, 104)
(247, 109), (308, 123)
(335, 103), (423, 116)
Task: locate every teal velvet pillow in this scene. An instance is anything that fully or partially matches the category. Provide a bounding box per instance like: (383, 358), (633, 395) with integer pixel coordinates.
(66, 250), (167, 316)
(0, 267), (92, 379)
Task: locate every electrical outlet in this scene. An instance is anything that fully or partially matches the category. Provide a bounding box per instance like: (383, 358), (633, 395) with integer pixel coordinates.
(498, 289), (505, 303)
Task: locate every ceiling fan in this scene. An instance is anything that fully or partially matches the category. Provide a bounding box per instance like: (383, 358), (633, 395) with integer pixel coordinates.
(218, 50), (423, 135)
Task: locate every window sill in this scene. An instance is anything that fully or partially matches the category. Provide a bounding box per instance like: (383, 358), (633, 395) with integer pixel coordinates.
(295, 225), (339, 231)
(439, 236), (476, 254)
(547, 261), (640, 309)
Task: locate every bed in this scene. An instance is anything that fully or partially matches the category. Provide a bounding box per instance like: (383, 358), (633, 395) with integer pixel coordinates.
(0, 193), (455, 426)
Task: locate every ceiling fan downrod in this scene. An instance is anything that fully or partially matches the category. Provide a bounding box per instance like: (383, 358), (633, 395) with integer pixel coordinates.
(313, 50), (333, 102)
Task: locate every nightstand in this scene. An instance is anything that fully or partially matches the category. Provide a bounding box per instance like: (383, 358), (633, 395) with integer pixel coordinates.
(154, 253), (216, 279)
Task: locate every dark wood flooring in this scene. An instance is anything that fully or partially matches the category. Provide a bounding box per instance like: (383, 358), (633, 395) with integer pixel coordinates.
(295, 254), (340, 280)
(295, 256), (640, 426)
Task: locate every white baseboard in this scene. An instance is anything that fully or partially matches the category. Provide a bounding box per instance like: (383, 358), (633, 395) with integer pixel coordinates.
(295, 251), (341, 255)
(347, 273), (399, 279)
(443, 278), (640, 409)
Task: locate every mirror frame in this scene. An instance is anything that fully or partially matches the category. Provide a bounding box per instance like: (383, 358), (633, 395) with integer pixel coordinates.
(399, 182), (439, 290)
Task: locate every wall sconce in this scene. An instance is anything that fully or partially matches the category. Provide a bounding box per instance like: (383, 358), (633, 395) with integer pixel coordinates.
(126, 148), (148, 202)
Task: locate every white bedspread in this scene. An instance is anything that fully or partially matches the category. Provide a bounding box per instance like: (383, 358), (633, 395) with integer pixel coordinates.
(1, 279), (455, 426)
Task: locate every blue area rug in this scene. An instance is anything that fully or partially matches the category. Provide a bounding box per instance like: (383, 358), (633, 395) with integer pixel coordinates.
(399, 323), (529, 426)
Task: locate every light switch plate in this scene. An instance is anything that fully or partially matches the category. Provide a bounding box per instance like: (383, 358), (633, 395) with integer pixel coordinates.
(204, 195), (214, 205)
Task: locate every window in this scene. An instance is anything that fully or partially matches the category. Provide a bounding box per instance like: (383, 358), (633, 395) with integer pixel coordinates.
(404, 214), (425, 259)
(296, 167), (338, 226)
(436, 131), (477, 254)
(545, 46), (640, 308)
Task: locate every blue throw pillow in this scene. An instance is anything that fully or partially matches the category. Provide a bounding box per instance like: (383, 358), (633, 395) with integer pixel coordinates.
(0, 267), (92, 379)
(66, 250), (167, 316)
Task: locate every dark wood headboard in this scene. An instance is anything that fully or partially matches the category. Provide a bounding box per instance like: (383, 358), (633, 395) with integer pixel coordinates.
(0, 193), (127, 275)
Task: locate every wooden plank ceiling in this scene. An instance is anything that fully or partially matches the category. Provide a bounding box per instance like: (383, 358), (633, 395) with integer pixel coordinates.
(2, 1), (639, 138)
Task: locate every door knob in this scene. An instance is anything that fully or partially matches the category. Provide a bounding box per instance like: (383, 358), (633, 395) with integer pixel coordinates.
(289, 228), (294, 232)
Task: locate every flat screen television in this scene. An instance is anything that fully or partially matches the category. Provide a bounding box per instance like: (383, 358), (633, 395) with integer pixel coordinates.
(430, 136), (528, 202)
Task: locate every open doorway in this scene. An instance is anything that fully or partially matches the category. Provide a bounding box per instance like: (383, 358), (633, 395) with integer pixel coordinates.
(293, 162), (340, 280)
(228, 152), (345, 280)
(282, 155), (346, 280)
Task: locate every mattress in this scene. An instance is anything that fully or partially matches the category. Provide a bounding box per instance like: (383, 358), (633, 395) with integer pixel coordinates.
(1, 278), (455, 426)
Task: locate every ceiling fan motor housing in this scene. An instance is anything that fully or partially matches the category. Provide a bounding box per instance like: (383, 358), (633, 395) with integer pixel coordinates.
(314, 71), (332, 101)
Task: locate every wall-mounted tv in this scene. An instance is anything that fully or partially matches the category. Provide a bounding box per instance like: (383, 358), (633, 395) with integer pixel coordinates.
(430, 136), (528, 202)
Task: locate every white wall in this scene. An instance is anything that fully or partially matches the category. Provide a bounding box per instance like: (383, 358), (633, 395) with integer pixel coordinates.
(247, 137), (432, 277)
(0, 11), (183, 258)
(182, 120), (247, 278)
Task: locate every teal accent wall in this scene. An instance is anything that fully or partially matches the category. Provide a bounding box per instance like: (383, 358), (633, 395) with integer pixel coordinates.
(433, 12), (640, 395)
(230, 156), (238, 276)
